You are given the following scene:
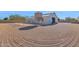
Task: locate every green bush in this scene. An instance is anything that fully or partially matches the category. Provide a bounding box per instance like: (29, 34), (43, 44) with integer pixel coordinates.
(0, 14), (27, 23)
(65, 17), (78, 22)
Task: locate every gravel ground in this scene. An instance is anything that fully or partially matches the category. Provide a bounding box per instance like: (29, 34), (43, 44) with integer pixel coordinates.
(0, 23), (79, 47)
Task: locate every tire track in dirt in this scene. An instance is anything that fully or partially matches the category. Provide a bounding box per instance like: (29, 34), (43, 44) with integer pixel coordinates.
(0, 23), (79, 47)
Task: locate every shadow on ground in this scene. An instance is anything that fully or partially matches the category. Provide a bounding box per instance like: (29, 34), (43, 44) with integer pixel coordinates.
(41, 23), (57, 26)
(19, 23), (57, 30)
(19, 26), (38, 30)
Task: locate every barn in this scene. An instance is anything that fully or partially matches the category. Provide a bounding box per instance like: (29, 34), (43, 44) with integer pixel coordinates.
(26, 12), (59, 25)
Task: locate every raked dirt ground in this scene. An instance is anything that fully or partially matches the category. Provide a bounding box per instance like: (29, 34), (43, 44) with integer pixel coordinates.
(0, 23), (79, 47)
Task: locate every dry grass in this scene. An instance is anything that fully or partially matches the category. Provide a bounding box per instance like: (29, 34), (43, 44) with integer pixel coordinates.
(0, 24), (16, 30)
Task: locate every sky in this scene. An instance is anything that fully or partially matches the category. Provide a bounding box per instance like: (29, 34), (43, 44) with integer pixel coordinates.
(0, 11), (79, 19)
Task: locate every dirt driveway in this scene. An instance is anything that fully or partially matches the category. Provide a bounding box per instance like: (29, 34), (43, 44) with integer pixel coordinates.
(0, 23), (79, 47)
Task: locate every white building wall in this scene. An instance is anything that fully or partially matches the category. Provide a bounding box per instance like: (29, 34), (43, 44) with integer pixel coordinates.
(25, 12), (59, 25)
(42, 15), (52, 25)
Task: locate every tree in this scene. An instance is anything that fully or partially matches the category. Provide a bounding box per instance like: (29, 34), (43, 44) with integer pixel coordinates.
(3, 17), (8, 20)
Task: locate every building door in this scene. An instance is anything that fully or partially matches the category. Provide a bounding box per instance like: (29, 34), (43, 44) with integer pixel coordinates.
(52, 17), (55, 24)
